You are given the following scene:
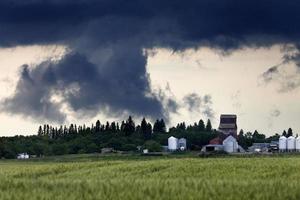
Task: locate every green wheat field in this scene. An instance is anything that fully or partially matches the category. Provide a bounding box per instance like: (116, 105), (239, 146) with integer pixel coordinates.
(1, 154), (300, 200)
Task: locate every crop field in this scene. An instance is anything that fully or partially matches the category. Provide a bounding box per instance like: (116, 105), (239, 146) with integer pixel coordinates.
(1, 154), (300, 200)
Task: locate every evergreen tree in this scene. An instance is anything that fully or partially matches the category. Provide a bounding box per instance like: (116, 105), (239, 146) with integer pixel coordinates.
(153, 119), (160, 133)
(95, 120), (101, 132)
(121, 121), (126, 132)
(206, 119), (212, 131)
(124, 116), (135, 136)
(141, 118), (152, 140)
(38, 126), (43, 136)
(105, 122), (110, 131)
(116, 123), (120, 131)
(43, 124), (46, 135)
(46, 124), (50, 136)
(141, 118), (147, 137)
(146, 123), (152, 140)
(198, 119), (205, 131)
(287, 128), (293, 137)
(111, 122), (117, 132)
(159, 119), (166, 133)
(282, 130), (287, 136)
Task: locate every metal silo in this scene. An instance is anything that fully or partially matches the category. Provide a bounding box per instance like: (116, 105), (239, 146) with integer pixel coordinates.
(178, 138), (187, 151)
(168, 136), (178, 151)
(287, 136), (296, 152)
(296, 136), (300, 152)
(279, 136), (287, 152)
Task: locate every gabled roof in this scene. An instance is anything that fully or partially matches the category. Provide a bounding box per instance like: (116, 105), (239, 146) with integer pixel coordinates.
(223, 135), (237, 143)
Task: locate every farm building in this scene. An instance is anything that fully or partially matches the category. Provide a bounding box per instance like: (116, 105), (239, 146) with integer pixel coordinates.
(269, 141), (279, 152)
(202, 114), (244, 153)
(218, 114), (237, 138)
(296, 136), (300, 152)
(223, 135), (239, 153)
(279, 136), (287, 152)
(168, 137), (187, 151)
(201, 144), (224, 152)
(287, 136), (296, 152)
(17, 153), (29, 159)
(178, 138), (187, 150)
(203, 135), (243, 153)
(168, 136), (178, 151)
(248, 143), (270, 153)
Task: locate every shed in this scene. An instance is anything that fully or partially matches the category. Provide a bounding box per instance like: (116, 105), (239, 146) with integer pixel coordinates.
(201, 144), (224, 152)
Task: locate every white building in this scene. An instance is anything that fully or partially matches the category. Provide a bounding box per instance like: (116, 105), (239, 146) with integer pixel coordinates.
(296, 136), (300, 152)
(168, 136), (178, 151)
(17, 153), (29, 159)
(287, 136), (296, 152)
(279, 136), (287, 152)
(178, 138), (187, 151)
(222, 135), (238, 153)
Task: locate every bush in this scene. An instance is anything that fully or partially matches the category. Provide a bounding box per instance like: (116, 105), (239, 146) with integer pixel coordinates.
(121, 144), (137, 151)
(143, 140), (162, 152)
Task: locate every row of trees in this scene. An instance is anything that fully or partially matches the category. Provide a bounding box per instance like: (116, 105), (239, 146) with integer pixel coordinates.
(0, 116), (294, 158)
(37, 117), (167, 139)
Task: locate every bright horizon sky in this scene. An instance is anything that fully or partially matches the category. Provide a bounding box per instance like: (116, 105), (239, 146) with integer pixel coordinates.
(0, 45), (299, 136)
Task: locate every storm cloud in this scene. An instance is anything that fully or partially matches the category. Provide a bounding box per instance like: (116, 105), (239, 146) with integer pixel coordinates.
(1, 0), (300, 122)
(183, 93), (215, 119)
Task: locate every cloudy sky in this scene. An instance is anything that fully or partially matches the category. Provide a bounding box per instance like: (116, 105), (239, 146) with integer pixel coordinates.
(0, 0), (300, 136)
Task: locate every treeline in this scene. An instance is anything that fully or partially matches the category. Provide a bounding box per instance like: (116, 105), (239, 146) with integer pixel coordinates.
(0, 116), (293, 158)
(238, 128), (295, 149)
(0, 117), (217, 158)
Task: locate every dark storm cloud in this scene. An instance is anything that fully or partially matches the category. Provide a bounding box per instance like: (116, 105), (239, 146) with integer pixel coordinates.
(2, 51), (165, 122)
(183, 93), (201, 113)
(2, 0), (300, 121)
(183, 93), (215, 119)
(1, 64), (66, 123)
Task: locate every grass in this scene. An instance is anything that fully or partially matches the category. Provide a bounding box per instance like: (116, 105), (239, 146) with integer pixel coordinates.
(1, 154), (300, 200)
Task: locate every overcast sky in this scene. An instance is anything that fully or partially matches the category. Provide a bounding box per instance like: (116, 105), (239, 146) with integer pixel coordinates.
(0, 0), (300, 136)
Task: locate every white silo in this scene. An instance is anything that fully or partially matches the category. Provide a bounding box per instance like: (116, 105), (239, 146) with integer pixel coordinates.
(178, 138), (187, 150)
(287, 136), (296, 152)
(296, 136), (300, 152)
(168, 136), (178, 151)
(279, 136), (287, 152)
